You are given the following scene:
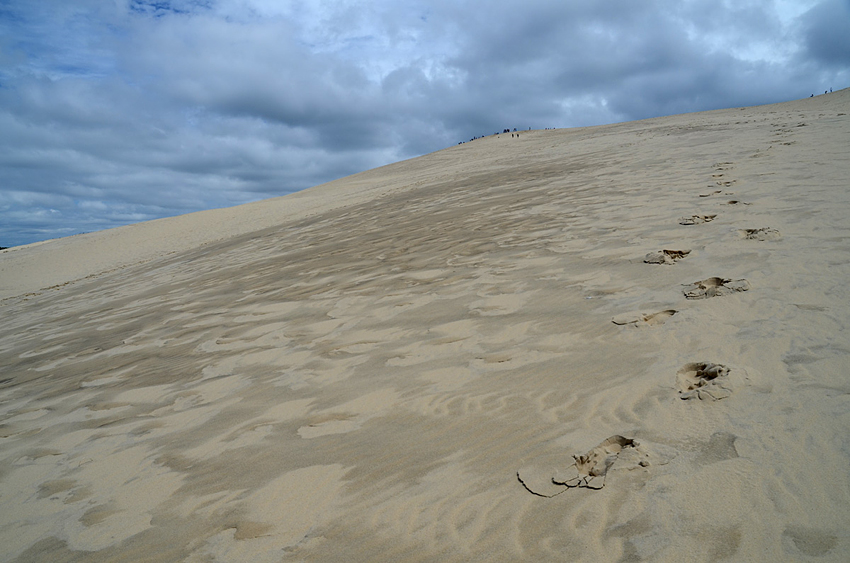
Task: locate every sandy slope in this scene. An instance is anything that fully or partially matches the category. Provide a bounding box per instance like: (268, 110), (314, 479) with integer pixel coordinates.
(1, 91), (849, 562)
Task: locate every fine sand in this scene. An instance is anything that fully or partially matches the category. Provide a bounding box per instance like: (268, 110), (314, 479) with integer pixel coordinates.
(2, 91), (849, 562)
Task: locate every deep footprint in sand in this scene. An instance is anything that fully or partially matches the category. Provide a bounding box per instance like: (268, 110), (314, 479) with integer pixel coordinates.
(677, 362), (732, 401)
(552, 436), (647, 490)
(739, 227), (782, 241)
(679, 214), (717, 225)
(683, 277), (750, 299)
(644, 249), (691, 264)
(612, 309), (677, 327)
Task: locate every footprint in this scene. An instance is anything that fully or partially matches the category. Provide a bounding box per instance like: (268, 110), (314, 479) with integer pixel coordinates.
(612, 309), (677, 327)
(739, 227), (781, 241)
(679, 214), (717, 225)
(699, 190), (723, 197)
(552, 436), (646, 490)
(677, 362), (732, 400)
(683, 277), (750, 299)
(644, 249), (691, 264)
(518, 437), (672, 496)
(723, 200), (749, 206)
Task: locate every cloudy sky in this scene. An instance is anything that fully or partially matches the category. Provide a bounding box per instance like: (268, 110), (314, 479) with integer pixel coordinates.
(1, 0), (848, 247)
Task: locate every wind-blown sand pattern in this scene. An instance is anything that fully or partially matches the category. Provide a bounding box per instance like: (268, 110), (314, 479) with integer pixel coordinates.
(2, 91), (850, 561)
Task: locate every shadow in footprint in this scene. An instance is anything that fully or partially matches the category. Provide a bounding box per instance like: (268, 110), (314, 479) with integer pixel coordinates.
(782, 526), (838, 557)
(677, 362), (732, 400)
(683, 277), (750, 299)
(644, 249), (691, 265)
(679, 214), (717, 225)
(694, 432), (739, 465)
(612, 310), (677, 327)
(739, 227), (781, 241)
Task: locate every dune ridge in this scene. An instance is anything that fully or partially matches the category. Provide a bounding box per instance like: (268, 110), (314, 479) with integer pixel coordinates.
(1, 90), (849, 561)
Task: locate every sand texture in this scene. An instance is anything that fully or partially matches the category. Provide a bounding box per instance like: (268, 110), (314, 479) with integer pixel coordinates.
(2, 91), (849, 561)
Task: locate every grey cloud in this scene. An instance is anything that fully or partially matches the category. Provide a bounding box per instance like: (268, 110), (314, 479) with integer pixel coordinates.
(799, 0), (850, 67)
(0, 0), (848, 247)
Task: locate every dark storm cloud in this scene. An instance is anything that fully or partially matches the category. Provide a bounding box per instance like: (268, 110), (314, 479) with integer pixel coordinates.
(799, 0), (850, 67)
(0, 0), (847, 247)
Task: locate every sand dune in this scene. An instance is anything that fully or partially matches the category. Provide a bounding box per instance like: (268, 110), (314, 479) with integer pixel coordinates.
(2, 90), (849, 561)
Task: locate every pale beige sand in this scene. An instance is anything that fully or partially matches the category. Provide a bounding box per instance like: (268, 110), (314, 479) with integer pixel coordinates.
(2, 90), (849, 561)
